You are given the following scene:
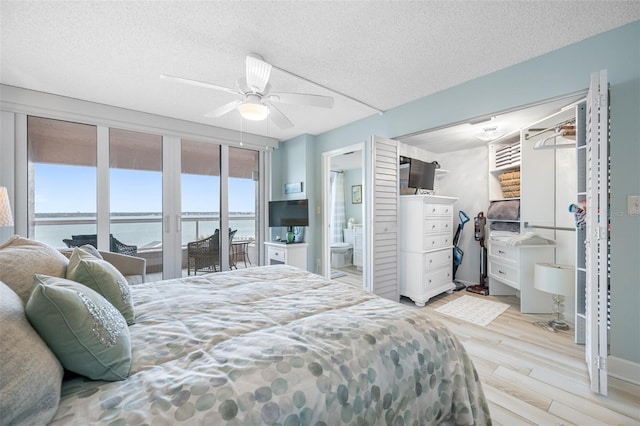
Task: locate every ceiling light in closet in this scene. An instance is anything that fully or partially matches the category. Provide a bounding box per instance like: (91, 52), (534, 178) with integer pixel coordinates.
(477, 126), (505, 141)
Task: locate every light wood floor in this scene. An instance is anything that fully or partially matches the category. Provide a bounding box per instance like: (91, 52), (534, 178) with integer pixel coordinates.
(397, 290), (640, 426)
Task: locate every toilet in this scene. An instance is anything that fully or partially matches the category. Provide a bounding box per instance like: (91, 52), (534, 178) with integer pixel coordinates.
(331, 227), (356, 268)
(330, 242), (353, 268)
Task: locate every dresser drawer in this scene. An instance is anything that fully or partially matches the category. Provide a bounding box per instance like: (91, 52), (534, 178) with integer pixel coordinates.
(423, 219), (452, 234)
(423, 249), (452, 270)
(424, 203), (453, 217)
(488, 259), (519, 289)
(489, 243), (518, 263)
(424, 266), (452, 290)
(423, 234), (452, 250)
(268, 246), (286, 262)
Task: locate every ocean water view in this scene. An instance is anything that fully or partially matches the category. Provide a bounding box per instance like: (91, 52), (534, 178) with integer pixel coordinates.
(34, 213), (257, 249)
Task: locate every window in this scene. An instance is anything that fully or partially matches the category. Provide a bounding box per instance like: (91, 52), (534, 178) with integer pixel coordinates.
(110, 128), (163, 269)
(27, 116), (97, 247)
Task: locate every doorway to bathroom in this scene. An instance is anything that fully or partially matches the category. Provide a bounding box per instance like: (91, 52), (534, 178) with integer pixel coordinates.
(322, 143), (365, 290)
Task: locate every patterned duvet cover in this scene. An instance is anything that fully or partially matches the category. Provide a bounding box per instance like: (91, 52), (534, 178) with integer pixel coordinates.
(51, 265), (491, 425)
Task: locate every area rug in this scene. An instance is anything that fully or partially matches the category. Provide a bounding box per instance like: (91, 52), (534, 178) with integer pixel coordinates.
(435, 295), (509, 327)
(330, 270), (347, 279)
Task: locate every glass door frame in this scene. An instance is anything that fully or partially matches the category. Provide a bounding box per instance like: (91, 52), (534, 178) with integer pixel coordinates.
(9, 114), (271, 280)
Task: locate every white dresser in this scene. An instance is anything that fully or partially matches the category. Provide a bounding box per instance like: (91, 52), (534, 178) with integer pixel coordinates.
(487, 239), (555, 313)
(399, 195), (457, 306)
(264, 242), (308, 270)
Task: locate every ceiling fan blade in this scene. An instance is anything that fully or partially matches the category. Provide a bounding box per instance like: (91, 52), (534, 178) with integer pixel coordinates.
(204, 100), (243, 118)
(245, 54), (272, 93)
(265, 102), (294, 129)
(268, 92), (334, 108)
(160, 74), (243, 96)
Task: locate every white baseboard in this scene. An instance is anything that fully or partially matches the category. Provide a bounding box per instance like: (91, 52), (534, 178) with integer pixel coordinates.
(608, 356), (640, 386)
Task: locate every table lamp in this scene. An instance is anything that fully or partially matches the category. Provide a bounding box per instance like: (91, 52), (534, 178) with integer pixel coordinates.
(0, 186), (13, 227)
(533, 263), (575, 331)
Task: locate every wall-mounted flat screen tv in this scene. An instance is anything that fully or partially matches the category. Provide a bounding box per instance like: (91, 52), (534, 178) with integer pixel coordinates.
(268, 199), (309, 228)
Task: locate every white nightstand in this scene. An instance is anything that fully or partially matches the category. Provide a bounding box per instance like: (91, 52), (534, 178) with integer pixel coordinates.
(264, 242), (308, 270)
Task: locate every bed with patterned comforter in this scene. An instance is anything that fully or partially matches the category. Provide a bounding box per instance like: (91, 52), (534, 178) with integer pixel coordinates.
(51, 265), (490, 425)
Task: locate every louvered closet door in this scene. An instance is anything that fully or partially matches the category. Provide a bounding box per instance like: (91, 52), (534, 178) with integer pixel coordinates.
(365, 136), (399, 301)
(585, 69), (609, 395)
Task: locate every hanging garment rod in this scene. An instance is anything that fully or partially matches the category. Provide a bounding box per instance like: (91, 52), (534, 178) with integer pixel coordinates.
(525, 118), (576, 140)
(533, 132), (577, 150)
(523, 222), (575, 232)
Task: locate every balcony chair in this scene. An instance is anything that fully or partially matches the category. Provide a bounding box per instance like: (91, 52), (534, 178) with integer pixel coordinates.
(62, 234), (138, 256)
(187, 229), (237, 275)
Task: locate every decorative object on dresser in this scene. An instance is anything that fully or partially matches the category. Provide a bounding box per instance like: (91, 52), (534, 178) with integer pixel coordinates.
(534, 263), (575, 331)
(399, 195), (457, 306)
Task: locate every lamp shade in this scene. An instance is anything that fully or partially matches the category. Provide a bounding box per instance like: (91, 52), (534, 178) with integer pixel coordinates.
(533, 263), (574, 296)
(0, 186), (13, 227)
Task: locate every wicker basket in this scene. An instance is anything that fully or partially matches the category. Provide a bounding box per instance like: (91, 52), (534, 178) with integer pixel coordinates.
(499, 170), (520, 198)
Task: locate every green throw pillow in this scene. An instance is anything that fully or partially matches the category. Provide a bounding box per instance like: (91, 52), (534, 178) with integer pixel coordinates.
(26, 274), (132, 381)
(66, 248), (135, 325)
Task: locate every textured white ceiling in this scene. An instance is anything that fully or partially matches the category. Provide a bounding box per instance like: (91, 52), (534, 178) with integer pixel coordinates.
(1, 1), (639, 144)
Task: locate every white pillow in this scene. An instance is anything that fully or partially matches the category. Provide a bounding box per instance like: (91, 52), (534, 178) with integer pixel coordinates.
(0, 235), (68, 303)
(0, 281), (63, 425)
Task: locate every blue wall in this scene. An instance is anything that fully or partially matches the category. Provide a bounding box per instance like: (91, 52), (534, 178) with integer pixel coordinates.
(273, 21), (640, 364)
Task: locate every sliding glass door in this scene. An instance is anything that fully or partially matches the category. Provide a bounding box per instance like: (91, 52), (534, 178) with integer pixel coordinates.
(228, 146), (260, 269)
(110, 128), (163, 276)
(25, 116), (265, 278)
(27, 116), (98, 248)
(181, 140), (221, 277)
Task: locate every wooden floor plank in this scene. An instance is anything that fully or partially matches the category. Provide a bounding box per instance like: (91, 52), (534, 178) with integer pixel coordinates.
(398, 290), (640, 425)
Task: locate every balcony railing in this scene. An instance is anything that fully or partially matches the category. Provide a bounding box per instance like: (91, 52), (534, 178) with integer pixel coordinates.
(33, 214), (257, 251)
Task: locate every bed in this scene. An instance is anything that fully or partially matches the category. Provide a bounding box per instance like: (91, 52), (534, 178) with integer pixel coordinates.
(46, 265), (490, 425)
(0, 236), (490, 425)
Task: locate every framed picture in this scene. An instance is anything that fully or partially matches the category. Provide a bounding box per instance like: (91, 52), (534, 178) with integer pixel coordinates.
(351, 185), (362, 204)
(284, 182), (303, 194)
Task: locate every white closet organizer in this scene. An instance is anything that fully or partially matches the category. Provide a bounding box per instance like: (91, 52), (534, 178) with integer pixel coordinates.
(487, 241), (555, 313)
(399, 195), (457, 306)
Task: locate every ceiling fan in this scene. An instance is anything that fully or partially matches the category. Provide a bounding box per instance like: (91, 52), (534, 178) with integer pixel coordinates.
(161, 54), (334, 129)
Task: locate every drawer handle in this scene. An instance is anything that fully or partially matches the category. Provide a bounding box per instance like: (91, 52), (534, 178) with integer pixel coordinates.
(498, 270), (506, 275)
(429, 259), (433, 264)
(498, 250), (506, 254)
(432, 224), (436, 229)
(432, 208), (436, 213)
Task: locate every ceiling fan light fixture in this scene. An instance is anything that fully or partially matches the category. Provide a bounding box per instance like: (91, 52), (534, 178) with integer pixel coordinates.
(238, 101), (270, 121)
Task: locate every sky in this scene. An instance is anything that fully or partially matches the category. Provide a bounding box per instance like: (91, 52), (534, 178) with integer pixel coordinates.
(34, 164), (256, 213)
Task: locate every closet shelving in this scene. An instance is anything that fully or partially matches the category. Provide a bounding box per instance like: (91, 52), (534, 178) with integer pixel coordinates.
(488, 131), (521, 202)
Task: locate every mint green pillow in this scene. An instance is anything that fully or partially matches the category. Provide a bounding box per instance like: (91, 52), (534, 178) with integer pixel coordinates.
(26, 274), (131, 381)
(66, 248), (135, 325)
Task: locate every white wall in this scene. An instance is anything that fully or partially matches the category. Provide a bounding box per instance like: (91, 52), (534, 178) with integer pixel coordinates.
(433, 146), (489, 285)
